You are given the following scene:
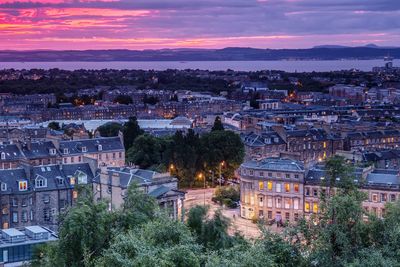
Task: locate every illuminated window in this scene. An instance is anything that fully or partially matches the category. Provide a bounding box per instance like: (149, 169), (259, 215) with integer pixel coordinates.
(313, 203), (318, 213)
(267, 181), (273, 191)
(323, 142), (327, 148)
(305, 202), (310, 212)
(372, 194), (378, 202)
(294, 184), (299, 193)
(284, 198), (291, 209)
(19, 181), (27, 191)
(70, 177), (76, 185)
(284, 183), (290, 193)
(259, 181), (264, 190)
(73, 191), (78, 199)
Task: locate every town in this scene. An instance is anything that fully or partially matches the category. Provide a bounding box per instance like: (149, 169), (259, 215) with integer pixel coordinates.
(0, 59), (399, 265)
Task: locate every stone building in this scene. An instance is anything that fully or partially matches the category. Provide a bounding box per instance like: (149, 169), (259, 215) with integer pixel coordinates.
(238, 158), (305, 224)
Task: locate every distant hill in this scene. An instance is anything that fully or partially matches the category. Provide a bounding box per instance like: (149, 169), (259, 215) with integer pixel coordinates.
(0, 47), (399, 62)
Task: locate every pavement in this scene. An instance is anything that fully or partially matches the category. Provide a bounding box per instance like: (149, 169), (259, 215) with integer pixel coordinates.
(184, 188), (263, 239)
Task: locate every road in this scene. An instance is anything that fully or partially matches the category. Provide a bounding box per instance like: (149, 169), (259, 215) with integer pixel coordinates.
(184, 188), (262, 239)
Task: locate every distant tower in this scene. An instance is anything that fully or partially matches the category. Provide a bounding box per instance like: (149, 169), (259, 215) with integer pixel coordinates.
(384, 54), (394, 69)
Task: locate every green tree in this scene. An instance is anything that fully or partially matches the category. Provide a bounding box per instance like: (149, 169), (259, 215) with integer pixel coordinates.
(200, 130), (245, 180)
(47, 121), (60, 131)
(97, 122), (122, 137)
(122, 116), (144, 150)
(211, 116), (224, 131)
(126, 134), (163, 169)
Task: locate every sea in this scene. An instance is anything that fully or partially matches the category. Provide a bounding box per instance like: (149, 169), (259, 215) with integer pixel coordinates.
(0, 59), (390, 72)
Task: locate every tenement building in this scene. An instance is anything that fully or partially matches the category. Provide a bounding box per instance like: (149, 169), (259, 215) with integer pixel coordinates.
(239, 158), (305, 223)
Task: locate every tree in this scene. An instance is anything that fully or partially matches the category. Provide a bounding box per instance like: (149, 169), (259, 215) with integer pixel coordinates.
(126, 134), (164, 169)
(211, 116), (224, 131)
(200, 130), (245, 180)
(47, 121), (60, 131)
(113, 95), (133, 105)
(97, 122), (122, 137)
(122, 116), (144, 150)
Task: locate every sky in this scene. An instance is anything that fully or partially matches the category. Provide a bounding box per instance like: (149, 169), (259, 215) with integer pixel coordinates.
(0, 0), (400, 50)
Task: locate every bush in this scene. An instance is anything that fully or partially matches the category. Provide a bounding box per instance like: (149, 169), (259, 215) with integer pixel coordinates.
(213, 186), (240, 208)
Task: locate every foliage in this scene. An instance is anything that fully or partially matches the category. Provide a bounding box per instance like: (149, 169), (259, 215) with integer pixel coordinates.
(212, 185), (240, 208)
(113, 95), (133, 105)
(143, 94), (159, 105)
(47, 121), (60, 131)
(211, 116), (224, 131)
(126, 134), (165, 169)
(96, 122), (122, 137)
(122, 116), (144, 150)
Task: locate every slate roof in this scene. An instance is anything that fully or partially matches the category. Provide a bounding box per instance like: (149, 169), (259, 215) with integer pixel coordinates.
(59, 137), (124, 155)
(21, 141), (57, 159)
(241, 132), (285, 147)
(0, 143), (24, 161)
(0, 168), (28, 194)
(241, 158), (304, 172)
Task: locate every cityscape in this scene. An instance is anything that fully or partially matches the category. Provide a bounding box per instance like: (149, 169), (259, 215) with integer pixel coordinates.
(1, 0), (400, 266)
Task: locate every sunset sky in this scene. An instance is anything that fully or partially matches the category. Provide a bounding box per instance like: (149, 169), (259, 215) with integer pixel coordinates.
(1, 0), (399, 50)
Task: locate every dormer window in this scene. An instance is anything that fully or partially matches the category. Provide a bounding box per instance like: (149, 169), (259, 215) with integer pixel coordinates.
(56, 177), (64, 185)
(49, 148), (56, 155)
(82, 146), (87, 153)
(77, 172), (88, 184)
(18, 181), (27, 191)
(70, 177), (76, 185)
(1, 183), (7, 191)
(63, 148), (69, 154)
(97, 144), (102, 151)
(1, 152), (5, 160)
(35, 177), (47, 188)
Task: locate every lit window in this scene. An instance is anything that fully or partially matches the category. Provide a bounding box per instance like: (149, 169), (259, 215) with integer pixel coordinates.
(284, 198), (291, 209)
(372, 194), (378, 202)
(313, 203), (318, 213)
(267, 181), (273, 191)
(294, 184), (299, 193)
(70, 177), (76, 185)
(305, 202), (310, 212)
(73, 191), (78, 199)
(19, 181), (27, 191)
(323, 142), (327, 148)
(258, 181), (264, 190)
(285, 183), (290, 193)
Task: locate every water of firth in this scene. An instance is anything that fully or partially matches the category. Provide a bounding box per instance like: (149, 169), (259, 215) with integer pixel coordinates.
(0, 59), (390, 72)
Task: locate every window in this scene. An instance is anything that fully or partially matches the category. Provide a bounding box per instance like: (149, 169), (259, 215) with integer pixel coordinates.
(78, 156), (82, 162)
(35, 178), (46, 188)
(276, 198), (282, 208)
(71, 157), (74, 163)
(372, 194), (378, 202)
(259, 210), (264, 218)
(305, 202), (310, 212)
(63, 148), (69, 154)
(77, 173), (88, 184)
(21, 198), (27, 207)
(113, 153), (116, 159)
(294, 213), (299, 221)
(284, 183), (290, 193)
(285, 212), (290, 221)
(12, 212), (18, 223)
(305, 187), (310, 196)
(277, 172), (281, 178)
(1, 182), (7, 191)
(82, 146), (87, 152)
(294, 184), (299, 193)
(30, 210), (34, 221)
(267, 181), (273, 191)
(43, 208), (51, 221)
(293, 198), (299, 210)
(284, 198), (290, 209)
(267, 196), (273, 208)
(313, 189), (318, 197)
(98, 144), (102, 151)
(29, 197), (33, 206)
(19, 181), (27, 191)
(57, 177), (64, 185)
(49, 148), (56, 155)
(259, 171), (264, 177)
(285, 174), (290, 179)
(73, 190), (78, 199)
(1, 152), (5, 160)
(313, 203), (318, 213)
(323, 142), (327, 148)
(390, 194), (396, 202)
(250, 196), (254, 205)
(381, 193), (387, 202)
(267, 211), (272, 219)
(258, 181), (264, 190)
(249, 170), (254, 176)
(70, 177), (76, 185)
(294, 174), (299, 179)
(63, 158), (67, 164)
(259, 197), (263, 207)
(268, 172), (272, 177)
(276, 183), (282, 193)
(22, 211), (28, 222)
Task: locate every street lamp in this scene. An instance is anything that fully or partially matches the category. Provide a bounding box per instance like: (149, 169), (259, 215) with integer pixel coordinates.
(198, 173), (206, 206)
(169, 164), (175, 173)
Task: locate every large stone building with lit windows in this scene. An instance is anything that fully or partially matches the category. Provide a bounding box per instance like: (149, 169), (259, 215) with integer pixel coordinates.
(239, 158), (305, 223)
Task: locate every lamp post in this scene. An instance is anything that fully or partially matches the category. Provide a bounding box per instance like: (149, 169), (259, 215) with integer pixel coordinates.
(198, 173), (205, 206)
(219, 161), (225, 187)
